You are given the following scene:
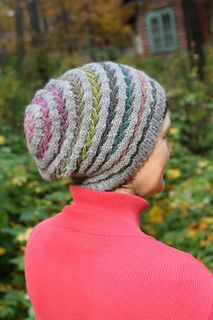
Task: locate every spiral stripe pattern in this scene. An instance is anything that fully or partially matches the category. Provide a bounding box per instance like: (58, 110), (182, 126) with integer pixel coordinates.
(23, 61), (167, 191)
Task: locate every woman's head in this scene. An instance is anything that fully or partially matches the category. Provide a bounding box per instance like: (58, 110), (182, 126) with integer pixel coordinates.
(113, 110), (172, 197)
(23, 61), (169, 194)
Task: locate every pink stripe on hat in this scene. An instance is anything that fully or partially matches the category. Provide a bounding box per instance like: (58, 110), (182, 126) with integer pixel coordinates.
(31, 96), (52, 160)
(24, 113), (35, 145)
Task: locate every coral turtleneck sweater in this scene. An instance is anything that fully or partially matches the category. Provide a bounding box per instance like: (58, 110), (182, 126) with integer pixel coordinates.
(24, 185), (213, 320)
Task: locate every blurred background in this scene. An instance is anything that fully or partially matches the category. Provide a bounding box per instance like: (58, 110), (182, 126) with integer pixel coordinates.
(0, 0), (212, 319)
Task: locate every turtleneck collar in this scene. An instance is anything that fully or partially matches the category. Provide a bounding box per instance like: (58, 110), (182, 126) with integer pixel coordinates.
(59, 184), (150, 236)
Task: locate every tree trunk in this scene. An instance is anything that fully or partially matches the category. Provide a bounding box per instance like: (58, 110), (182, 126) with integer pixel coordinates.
(27, 0), (43, 45)
(15, 2), (25, 60)
(182, 0), (205, 80)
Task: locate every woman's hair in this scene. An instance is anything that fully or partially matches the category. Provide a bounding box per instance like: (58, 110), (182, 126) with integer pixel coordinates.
(23, 61), (168, 191)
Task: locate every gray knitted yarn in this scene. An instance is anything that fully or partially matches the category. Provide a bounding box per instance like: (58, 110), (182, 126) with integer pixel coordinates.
(23, 61), (168, 191)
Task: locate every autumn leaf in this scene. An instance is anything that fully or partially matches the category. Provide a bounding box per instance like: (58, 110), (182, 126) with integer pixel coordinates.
(0, 135), (6, 144)
(166, 168), (181, 180)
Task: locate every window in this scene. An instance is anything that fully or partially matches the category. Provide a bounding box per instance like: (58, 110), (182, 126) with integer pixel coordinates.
(146, 7), (178, 53)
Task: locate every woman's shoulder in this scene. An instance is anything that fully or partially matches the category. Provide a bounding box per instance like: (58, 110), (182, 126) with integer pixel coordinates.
(148, 235), (213, 279)
(26, 212), (62, 244)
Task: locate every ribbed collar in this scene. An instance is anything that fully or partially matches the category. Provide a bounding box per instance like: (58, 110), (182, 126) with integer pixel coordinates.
(59, 184), (150, 236)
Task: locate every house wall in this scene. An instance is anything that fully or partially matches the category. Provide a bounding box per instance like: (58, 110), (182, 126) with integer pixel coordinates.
(135, 0), (188, 56)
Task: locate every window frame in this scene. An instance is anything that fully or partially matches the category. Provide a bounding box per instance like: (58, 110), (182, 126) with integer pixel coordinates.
(146, 7), (178, 53)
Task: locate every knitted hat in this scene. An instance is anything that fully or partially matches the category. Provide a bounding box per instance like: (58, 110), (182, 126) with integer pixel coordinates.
(23, 61), (168, 191)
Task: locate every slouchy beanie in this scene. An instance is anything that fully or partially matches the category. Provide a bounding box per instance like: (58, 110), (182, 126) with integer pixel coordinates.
(23, 61), (168, 191)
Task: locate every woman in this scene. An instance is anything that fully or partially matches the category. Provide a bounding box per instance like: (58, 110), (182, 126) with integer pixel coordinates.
(23, 62), (213, 320)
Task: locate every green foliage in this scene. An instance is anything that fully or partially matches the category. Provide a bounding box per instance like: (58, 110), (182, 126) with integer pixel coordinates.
(0, 67), (27, 130)
(145, 160), (213, 267)
(20, 49), (58, 90)
(0, 121), (71, 319)
(0, 46), (213, 318)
